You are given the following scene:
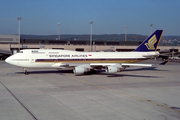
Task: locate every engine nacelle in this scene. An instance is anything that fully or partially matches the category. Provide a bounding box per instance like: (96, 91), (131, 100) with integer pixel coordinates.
(73, 67), (86, 75)
(118, 67), (124, 72)
(106, 64), (123, 73)
(106, 66), (118, 73)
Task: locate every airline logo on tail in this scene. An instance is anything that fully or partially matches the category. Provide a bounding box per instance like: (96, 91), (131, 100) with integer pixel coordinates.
(144, 35), (157, 50)
(134, 30), (163, 52)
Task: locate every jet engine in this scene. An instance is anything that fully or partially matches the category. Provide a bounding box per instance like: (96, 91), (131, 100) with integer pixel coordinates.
(73, 64), (91, 75)
(73, 67), (86, 75)
(106, 64), (124, 73)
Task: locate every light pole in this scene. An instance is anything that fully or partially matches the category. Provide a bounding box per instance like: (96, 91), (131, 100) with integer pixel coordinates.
(125, 25), (127, 41)
(150, 23), (153, 34)
(90, 21), (93, 51)
(58, 23), (60, 40)
(17, 17), (21, 52)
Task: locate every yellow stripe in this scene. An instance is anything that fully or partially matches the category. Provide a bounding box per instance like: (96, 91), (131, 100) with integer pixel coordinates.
(165, 61), (169, 65)
(155, 30), (164, 51)
(0, 65), (9, 73)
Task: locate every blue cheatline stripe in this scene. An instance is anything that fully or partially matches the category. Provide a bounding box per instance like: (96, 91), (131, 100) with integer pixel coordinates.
(35, 58), (148, 63)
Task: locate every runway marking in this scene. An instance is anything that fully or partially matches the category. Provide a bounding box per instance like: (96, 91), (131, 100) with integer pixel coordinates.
(7, 73), (16, 75)
(0, 64), (15, 75)
(67, 75), (180, 113)
(0, 79), (38, 120)
(0, 65), (9, 73)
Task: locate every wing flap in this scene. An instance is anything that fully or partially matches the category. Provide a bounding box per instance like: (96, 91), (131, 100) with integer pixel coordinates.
(121, 63), (154, 67)
(68, 63), (154, 67)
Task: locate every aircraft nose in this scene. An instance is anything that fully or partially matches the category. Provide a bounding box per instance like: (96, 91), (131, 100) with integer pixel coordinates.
(5, 57), (10, 63)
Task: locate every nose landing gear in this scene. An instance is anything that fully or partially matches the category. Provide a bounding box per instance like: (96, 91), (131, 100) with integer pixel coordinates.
(23, 68), (29, 75)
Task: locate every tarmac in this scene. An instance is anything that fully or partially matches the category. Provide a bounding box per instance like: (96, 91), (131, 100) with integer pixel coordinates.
(0, 60), (180, 120)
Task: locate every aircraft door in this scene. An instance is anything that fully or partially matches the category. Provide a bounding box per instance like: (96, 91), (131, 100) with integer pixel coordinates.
(29, 54), (35, 63)
(30, 57), (35, 63)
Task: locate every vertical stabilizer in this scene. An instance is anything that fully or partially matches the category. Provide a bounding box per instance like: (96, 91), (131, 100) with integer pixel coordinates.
(134, 30), (163, 52)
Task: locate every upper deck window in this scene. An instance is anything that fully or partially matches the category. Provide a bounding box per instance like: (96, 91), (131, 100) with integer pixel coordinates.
(49, 52), (59, 54)
(31, 50), (45, 54)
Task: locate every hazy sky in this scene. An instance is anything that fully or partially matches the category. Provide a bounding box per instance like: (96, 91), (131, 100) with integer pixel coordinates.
(0, 0), (180, 35)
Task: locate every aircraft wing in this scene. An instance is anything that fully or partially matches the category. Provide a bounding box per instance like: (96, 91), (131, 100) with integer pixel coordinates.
(57, 61), (167, 69)
(59, 61), (168, 75)
(121, 63), (154, 67)
(90, 61), (168, 68)
(55, 63), (153, 69)
(90, 63), (154, 67)
(57, 62), (155, 70)
(56, 62), (155, 68)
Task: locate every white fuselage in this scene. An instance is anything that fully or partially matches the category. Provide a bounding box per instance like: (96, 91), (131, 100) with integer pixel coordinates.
(5, 49), (159, 69)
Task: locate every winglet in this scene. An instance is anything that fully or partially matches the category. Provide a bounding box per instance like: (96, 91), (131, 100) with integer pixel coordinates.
(134, 30), (164, 52)
(159, 61), (169, 65)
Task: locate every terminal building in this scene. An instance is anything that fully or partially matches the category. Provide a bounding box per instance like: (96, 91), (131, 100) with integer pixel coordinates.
(0, 35), (19, 43)
(0, 35), (142, 46)
(0, 35), (19, 59)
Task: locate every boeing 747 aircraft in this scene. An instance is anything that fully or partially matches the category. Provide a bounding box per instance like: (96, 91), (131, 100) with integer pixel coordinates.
(5, 30), (163, 75)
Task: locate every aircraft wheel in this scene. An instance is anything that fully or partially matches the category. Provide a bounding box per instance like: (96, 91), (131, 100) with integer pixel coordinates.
(23, 68), (29, 75)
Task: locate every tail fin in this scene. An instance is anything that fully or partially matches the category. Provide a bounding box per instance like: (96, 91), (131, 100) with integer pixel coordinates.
(134, 30), (164, 52)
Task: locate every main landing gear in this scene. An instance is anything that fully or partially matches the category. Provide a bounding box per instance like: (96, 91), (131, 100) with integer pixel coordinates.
(23, 68), (29, 75)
